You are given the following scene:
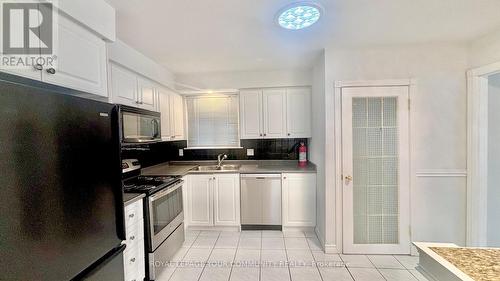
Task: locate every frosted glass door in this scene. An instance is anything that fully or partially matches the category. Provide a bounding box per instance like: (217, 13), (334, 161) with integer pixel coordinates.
(342, 86), (410, 254)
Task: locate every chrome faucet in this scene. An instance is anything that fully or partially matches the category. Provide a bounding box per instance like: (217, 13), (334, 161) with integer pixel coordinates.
(217, 154), (228, 168)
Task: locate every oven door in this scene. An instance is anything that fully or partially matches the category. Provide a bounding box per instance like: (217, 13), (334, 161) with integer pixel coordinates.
(147, 181), (184, 251)
(120, 106), (161, 144)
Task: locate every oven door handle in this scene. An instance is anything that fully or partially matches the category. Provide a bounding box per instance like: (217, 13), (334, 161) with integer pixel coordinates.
(149, 181), (183, 202)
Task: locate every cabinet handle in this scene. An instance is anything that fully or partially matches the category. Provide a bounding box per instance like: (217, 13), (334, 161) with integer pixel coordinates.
(130, 235), (135, 240)
(263, 134), (267, 137)
(46, 68), (56, 74)
(130, 258), (136, 263)
(129, 213), (135, 218)
(135, 101), (143, 105)
(287, 133), (291, 136)
(171, 136), (176, 139)
(34, 64), (43, 71)
(283, 177), (287, 180)
(213, 177), (216, 180)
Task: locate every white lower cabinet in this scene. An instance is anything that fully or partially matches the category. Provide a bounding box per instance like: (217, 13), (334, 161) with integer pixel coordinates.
(185, 174), (240, 227)
(282, 173), (316, 227)
(123, 199), (145, 281)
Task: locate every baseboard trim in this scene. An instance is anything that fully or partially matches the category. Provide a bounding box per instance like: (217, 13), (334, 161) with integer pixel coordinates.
(324, 244), (339, 254)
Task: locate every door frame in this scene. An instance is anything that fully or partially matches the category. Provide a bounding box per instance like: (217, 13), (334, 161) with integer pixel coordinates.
(466, 61), (500, 247)
(330, 79), (417, 254)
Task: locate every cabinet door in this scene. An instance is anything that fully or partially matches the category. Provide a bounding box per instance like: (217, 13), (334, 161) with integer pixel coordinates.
(137, 77), (156, 111)
(186, 175), (213, 226)
(0, 5), (42, 81)
(282, 173), (316, 227)
(286, 88), (312, 138)
(239, 90), (263, 139)
(42, 15), (108, 97)
(110, 63), (138, 106)
(214, 174), (240, 226)
(170, 93), (185, 140)
(158, 88), (172, 140)
(263, 89), (287, 138)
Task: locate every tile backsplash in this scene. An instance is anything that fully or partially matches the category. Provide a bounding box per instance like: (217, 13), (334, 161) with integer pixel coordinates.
(121, 138), (308, 168)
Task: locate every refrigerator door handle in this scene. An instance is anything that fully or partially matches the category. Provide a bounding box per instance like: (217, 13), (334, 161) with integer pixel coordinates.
(111, 106), (127, 241)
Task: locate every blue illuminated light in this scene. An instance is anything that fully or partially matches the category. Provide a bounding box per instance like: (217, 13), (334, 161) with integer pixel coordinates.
(278, 4), (321, 30)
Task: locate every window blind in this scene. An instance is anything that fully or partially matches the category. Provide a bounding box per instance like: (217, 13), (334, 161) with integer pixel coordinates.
(186, 95), (240, 148)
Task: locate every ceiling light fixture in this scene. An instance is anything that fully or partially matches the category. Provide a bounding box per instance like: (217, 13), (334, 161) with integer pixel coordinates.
(277, 2), (322, 30)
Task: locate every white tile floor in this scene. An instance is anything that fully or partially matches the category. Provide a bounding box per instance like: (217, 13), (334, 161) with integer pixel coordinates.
(155, 230), (426, 281)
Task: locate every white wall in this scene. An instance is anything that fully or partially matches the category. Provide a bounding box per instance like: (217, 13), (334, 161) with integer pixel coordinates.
(310, 51), (326, 246)
(468, 29), (500, 68)
(176, 69), (312, 90)
(488, 73), (500, 247)
(323, 43), (469, 250)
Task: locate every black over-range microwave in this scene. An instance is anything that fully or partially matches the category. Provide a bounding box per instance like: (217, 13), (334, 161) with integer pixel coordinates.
(118, 105), (161, 144)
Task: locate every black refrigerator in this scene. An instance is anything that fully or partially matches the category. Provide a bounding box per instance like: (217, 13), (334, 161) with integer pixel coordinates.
(0, 75), (126, 280)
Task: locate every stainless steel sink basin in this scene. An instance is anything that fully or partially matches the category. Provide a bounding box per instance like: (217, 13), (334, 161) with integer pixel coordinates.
(219, 164), (241, 171)
(193, 164), (241, 171)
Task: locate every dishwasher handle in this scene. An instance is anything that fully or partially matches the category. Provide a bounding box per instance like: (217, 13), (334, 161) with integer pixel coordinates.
(240, 174), (282, 179)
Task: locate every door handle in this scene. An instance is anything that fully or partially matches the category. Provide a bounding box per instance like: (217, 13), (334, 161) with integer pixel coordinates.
(344, 175), (353, 185)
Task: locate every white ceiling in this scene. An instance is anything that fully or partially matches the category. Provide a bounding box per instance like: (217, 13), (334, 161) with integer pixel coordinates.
(106, 0), (500, 74)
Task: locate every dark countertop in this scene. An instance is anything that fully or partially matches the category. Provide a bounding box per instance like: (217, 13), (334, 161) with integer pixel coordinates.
(123, 193), (145, 207)
(141, 160), (317, 177)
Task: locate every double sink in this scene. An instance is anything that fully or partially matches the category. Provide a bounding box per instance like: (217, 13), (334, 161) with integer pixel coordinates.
(193, 164), (241, 172)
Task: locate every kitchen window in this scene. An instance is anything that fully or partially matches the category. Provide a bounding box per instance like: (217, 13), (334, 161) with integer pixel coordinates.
(185, 95), (240, 148)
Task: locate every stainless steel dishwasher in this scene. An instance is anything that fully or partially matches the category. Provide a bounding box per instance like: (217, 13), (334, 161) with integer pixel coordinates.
(240, 174), (282, 230)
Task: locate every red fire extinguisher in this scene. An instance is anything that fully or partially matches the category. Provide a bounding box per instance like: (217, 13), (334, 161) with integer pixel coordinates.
(298, 142), (307, 166)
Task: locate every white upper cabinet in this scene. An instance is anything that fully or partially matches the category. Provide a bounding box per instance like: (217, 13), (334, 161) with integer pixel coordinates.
(263, 88), (287, 138)
(0, 12), (108, 97)
(286, 87), (312, 138)
(109, 62), (160, 111)
(240, 90), (263, 139)
(158, 88), (172, 141)
(42, 15), (108, 97)
(110, 63), (138, 106)
(137, 77), (156, 111)
(171, 93), (185, 140)
(157, 88), (185, 141)
(239, 87), (311, 139)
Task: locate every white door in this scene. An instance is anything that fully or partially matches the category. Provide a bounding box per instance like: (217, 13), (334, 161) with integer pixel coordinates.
(186, 175), (213, 226)
(170, 93), (185, 140)
(110, 63), (138, 106)
(286, 88), (312, 138)
(137, 77), (156, 111)
(282, 173), (316, 227)
(214, 174), (240, 226)
(42, 15), (108, 97)
(263, 89), (287, 138)
(158, 88), (172, 140)
(342, 86), (410, 254)
(240, 90), (263, 139)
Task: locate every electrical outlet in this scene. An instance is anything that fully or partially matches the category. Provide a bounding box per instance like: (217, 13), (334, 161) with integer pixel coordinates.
(247, 149), (254, 156)
(179, 149), (184, 157)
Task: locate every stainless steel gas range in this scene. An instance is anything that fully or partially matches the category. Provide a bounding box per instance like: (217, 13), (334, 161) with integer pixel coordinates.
(122, 159), (185, 281)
